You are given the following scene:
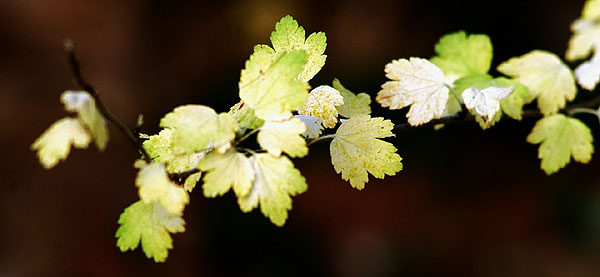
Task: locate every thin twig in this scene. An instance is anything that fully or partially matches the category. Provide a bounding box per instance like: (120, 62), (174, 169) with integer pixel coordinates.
(169, 168), (201, 183)
(64, 39), (151, 162)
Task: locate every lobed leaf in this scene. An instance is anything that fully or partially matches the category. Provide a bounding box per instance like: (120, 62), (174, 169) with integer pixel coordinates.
(330, 114), (403, 189)
(527, 114), (594, 175)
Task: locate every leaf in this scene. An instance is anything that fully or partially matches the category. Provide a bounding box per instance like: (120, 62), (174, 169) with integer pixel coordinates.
(160, 105), (238, 155)
(497, 50), (576, 115)
(270, 15), (327, 82)
(430, 31), (493, 82)
(61, 90), (109, 150)
(134, 160), (189, 216)
(575, 50), (600, 90)
(142, 129), (203, 192)
(463, 86), (513, 123)
(330, 114), (403, 189)
(583, 0), (600, 20)
(257, 117), (308, 158)
(116, 201), (185, 263)
(228, 101), (264, 130)
(566, 19), (600, 61)
(238, 153), (307, 226)
(494, 77), (530, 120)
(298, 85), (344, 128)
(31, 118), (91, 169)
(453, 75), (529, 121)
(527, 114), (594, 175)
(198, 149), (255, 198)
(332, 79), (371, 118)
(376, 58), (449, 126)
(294, 115), (323, 139)
(239, 46), (309, 121)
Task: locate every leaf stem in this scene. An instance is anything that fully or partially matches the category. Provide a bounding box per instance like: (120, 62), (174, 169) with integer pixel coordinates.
(64, 39), (151, 162)
(237, 128), (260, 144)
(568, 107), (599, 117)
(446, 84), (463, 112)
(307, 134), (336, 146)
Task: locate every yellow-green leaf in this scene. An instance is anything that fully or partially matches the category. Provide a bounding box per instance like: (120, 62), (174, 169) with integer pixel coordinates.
(228, 101), (264, 130)
(430, 31), (493, 82)
(527, 114), (594, 175)
(116, 201), (185, 263)
(239, 47), (309, 121)
(160, 105), (238, 155)
(330, 114), (403, 189)
(238, 153), (307, 226)
(332, 79), (371, 118)
(270, 15), (327, 82)
(497, 50), (576, 115)
(142, 129), (203, 192)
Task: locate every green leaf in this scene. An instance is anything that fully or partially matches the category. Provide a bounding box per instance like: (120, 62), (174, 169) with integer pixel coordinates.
(270, 15), (327, 82)
(330, 114), (403, 189)
(160, 105), (238, 155)
(430, 31), (493, 81)
(239, 47), (309, 121)
(116, 201), (185, 263)
(238, 153), (307, 226)
(333, 79), (371, 118)
(527, 114), (594, 175)
(228, 101), (264, 130)
(142, 129), (203, 192)
(493, 77), (530, 120)
(497, 50), (576, 115)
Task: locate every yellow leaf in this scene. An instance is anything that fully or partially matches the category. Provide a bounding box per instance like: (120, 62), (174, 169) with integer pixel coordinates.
(298, 85), (344, 128)
(332, 79), (371, 118)
(330, 114), (403, 189)
(257, 117), (308, 158)
(134, 160), (189, 216)
(198, 149), (255, 198)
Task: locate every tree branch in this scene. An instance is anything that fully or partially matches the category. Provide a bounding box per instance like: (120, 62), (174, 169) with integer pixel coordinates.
(64, 39), (151, 162)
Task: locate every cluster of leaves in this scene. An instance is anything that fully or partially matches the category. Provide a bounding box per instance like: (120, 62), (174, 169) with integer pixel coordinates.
(376, 0), (600, 175)
(30, 1), (600, 263)
(32, 15), (402, 262)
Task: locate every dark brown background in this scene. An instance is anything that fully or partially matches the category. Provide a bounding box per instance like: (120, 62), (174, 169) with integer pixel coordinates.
(3, 0), (600, 276)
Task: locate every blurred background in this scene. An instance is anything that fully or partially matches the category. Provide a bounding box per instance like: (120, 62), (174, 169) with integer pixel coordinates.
(2, 0), (600, 275)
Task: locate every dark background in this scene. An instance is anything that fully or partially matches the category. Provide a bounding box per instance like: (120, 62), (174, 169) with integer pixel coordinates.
(3, 0), (600, 276)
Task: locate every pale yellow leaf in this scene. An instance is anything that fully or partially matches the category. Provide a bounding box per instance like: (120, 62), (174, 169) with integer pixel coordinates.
(134, 160), (189, 216)
(376, 58), (449, 126)
(31, 118), (91, 169)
